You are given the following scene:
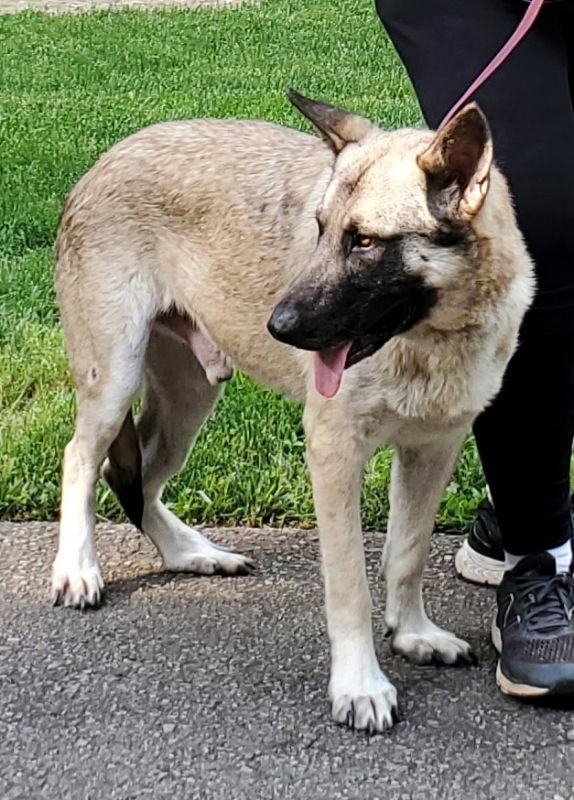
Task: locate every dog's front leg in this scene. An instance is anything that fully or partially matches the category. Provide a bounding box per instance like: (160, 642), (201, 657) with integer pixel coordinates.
(304, 403), (397, 734)
(384, 433), (474, 665)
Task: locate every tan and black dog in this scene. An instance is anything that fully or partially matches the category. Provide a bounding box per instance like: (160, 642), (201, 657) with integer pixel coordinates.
(52, 92), (534, 733)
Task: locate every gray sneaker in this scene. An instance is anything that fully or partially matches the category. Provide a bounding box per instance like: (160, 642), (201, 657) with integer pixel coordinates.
(492, 552), (574, 698)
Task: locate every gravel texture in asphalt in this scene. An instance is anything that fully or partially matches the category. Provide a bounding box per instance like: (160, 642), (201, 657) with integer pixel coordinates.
(1, 522), (573, 799)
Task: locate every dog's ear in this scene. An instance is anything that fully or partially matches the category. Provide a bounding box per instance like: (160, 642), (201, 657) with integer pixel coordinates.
(417, 103), (493, 220)
(287, 89), (374, 154)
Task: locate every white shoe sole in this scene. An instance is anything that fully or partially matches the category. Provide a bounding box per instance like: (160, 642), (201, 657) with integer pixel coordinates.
(454, 539), (505, 587)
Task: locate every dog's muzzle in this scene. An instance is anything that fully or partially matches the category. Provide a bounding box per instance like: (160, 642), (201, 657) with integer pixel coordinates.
(268, 286), (437, 398)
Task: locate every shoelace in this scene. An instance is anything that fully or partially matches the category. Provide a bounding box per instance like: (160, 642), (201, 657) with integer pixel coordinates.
(514, 573), (574, 635)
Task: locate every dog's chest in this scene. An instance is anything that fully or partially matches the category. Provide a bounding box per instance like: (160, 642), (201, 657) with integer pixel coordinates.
(354, 334), (509, 426)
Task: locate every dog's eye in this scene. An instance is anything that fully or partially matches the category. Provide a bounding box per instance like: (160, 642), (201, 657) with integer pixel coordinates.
(353, 233), (375, 250)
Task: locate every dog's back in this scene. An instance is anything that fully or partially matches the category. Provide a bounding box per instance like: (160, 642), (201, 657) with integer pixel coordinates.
(56, 119), (334, 396)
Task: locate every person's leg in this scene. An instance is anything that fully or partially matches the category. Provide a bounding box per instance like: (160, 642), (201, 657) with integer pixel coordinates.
(376, 0), (574, 695)
(376, 0), (574, 558)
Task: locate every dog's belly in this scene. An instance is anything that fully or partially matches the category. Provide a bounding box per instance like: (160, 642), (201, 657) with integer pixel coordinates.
(187, 279), (312, 402)
(156, 225), (325, 402)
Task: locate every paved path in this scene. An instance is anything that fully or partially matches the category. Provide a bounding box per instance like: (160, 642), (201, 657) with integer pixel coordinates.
(1, 522), (574, 799)
(0, 0), (247, 14)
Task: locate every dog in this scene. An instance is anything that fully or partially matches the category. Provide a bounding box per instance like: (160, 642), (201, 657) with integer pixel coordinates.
(52, 91), (534, 733)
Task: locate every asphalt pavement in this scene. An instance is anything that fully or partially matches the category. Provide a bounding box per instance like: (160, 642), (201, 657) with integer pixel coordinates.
(1, 522), (573, 800)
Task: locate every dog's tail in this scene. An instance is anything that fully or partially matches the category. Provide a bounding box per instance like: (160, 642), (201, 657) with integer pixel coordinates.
(102, 409), (144, 530)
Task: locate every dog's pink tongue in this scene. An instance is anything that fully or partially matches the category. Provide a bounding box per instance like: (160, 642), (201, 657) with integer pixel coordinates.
(313, 343), (352, 398)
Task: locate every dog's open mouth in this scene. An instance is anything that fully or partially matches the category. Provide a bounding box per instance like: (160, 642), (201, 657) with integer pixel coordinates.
(314, 298), (415, 398)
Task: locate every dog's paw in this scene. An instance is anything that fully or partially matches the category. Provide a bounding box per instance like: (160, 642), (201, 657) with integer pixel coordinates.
(163, 547), (254, 576)
(330, 673), (399, 734)
(52, 558), (104, 609)
(390, 624), (475, 666)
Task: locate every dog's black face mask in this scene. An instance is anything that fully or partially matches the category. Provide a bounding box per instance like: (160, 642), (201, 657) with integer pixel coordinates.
(267, 233), (438, 397)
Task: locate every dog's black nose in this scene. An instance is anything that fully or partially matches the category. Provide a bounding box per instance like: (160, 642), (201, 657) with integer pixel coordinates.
(267, 299), (302, 344)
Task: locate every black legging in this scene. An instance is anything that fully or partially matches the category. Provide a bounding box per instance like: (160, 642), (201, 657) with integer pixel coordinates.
(375, 0), (574, 555)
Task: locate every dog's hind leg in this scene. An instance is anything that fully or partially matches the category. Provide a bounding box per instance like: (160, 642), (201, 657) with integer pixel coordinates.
(129, 323), (252, 574)
(52, 322), (149, 609)
(304, 399), (398, 734)
(383, 432), (474, 666)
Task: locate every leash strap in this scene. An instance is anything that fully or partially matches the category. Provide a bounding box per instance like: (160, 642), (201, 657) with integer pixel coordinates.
(438, 0), (546, 129)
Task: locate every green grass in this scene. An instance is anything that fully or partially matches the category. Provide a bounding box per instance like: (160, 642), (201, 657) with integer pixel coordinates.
(0, 0), (486, 528)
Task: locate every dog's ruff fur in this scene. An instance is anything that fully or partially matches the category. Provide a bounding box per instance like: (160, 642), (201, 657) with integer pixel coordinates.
(52, 95), (534, 733)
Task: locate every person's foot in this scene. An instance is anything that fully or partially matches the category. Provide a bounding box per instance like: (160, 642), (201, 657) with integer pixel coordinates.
(455, 495), (574, 587)
(492, 552), (574, 697)
(454, 498), (506, 586)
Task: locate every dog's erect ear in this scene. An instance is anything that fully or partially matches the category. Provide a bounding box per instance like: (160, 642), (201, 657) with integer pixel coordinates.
(417, 103), (493, 220)
(288, 89), (375, 154)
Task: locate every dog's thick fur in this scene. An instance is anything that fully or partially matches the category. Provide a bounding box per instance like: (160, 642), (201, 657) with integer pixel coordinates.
(52, 94), (534, 733)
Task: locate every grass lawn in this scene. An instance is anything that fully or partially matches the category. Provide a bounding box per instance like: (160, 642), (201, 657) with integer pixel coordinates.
(0, 0), (487, 528)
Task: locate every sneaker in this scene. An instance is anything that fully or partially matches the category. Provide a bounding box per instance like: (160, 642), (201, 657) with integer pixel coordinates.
(492, 552), (574, 697)
(454, 498), (506, 586)
(455, 494), (574, 587)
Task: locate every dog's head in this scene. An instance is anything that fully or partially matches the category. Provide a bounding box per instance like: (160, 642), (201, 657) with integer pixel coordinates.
(267, 91), (495, 397)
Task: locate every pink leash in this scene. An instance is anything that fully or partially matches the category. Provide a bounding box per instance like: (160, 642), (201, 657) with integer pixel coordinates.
(438, 0), (546, 130)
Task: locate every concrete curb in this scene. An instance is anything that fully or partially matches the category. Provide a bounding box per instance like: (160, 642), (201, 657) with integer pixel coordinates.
(1, 0), (251, 14)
